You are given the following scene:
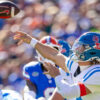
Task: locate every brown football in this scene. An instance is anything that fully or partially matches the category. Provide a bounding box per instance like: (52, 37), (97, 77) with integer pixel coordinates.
(0, 1), (20, 19)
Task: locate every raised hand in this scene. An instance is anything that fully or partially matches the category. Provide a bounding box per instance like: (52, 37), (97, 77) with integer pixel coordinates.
(13, 31), (32, 45)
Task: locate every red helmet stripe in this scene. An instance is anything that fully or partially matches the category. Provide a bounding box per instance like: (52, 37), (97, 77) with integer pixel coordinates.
(40, 36), (59, 46)
(41, 39), (46, 44)
(51, 37), (58, 45)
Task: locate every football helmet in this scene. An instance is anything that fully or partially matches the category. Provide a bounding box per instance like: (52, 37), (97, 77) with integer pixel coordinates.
(40, 36), (61, 50)
(72, 32), (100, 61)
(37, 36), (61, 64)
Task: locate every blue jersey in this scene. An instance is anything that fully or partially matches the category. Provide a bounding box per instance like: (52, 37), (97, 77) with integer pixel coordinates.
(23, 61), (56, 99)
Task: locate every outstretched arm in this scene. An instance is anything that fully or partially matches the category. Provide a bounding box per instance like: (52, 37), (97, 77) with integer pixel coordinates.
(14, 31), (69, 72)
(43, 62), (91, 99)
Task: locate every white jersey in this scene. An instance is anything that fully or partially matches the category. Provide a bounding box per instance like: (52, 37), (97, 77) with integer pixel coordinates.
(73, 64), (100, 100)
(66, 57), (81, 100)
(66, 56), (79, 76)
(59, 57), (79, 100)
(56, 60), (100, 100)
(64, 57), (100, 100)
(59, 68), (76, 100)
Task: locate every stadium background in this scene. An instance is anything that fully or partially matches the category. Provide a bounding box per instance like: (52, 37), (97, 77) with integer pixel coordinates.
(0, 0), (100, 94)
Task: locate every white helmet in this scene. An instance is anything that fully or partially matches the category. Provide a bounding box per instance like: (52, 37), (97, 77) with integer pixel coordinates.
(37, 36), (61, 64)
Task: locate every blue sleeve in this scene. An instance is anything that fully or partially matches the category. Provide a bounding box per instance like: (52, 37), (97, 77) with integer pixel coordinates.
(23, 62), (40, 81)
(23, 61), (42, 85)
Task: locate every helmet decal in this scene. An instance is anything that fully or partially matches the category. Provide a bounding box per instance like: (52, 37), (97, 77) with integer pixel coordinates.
(93, 35), (100, 49)
(93, 35), (99, 42)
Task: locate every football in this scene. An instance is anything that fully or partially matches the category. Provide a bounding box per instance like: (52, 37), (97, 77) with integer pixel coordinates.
(0, 1), (20, 19)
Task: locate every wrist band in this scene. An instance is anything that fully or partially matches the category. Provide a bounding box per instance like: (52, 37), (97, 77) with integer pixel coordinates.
(30, 38), (38, 48)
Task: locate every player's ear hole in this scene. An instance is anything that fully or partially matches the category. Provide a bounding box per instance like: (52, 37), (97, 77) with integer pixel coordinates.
(53, 46), (59, 51)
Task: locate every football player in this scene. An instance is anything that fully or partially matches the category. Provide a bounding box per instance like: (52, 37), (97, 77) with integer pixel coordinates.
(23, 36), (67, 100)
(36, 32), (100, 100)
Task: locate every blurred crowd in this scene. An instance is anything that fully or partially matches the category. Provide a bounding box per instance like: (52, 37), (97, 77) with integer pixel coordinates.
(0, 0), (100, 93)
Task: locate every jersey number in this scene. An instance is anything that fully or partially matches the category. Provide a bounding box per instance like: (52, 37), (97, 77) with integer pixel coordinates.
(44, 87), (55, 99)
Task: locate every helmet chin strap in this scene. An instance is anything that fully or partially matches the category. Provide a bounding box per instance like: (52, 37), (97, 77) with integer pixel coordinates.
(78, 60), (92, 66)
(78, 61), (92, 71)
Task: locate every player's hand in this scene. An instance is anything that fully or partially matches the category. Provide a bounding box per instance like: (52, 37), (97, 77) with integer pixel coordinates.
(43, 62), (60, 78)
(13, 31), (32, 45)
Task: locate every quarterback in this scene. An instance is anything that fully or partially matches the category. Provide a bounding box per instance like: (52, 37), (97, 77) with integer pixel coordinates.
(14, 31), (100, 100)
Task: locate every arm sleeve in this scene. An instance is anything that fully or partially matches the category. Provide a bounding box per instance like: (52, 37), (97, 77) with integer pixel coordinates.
(55, 75), (80, 99)
(59, 68), (74, 84)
